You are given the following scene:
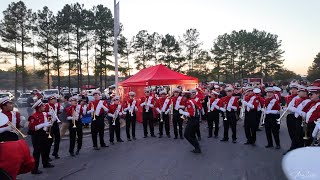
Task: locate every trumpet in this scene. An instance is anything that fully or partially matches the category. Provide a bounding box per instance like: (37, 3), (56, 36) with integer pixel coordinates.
(302, 118), (309, 140)
(145, 97), (149, 112)
(207, 99), (211, 113)
(160, 113), (163, 122)
(239, 98), (245, 120)
(112, 105), (120, 126)
(91, 104), (96, 121)
(276, 105), (291, 123)
(49, 106), (61, 123)
(72, 109), (77, 128)
(0, 117), (27, 138)
(47, 117), (53, 139)
(260, 107), (266, 125)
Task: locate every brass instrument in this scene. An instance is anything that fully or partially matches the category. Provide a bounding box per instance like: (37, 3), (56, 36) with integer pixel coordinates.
(47, 117), (53, 138)
(49, 106), (61, 123)
(207, 98), (211, 113)
(91, 104), (96, 121)
(72, 108), (77, 128)
(145, 97), (149, 112)
(239, 97), (246, 120)
(302, 118), (309, 141)
(112, 105), (120, 126)
(277, 105), (291, 123)
(0, 118), (27, 138)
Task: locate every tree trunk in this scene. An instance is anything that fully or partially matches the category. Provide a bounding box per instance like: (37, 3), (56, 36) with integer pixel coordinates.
(86, 39), (90, 87)
(21, 27), (26, 93)
(68, 34), (71, 94)
(47, 43), (50, 89)
(57, 46), (60, 92)
(94, 44), (97, 87)
(14, 40), (18, 100)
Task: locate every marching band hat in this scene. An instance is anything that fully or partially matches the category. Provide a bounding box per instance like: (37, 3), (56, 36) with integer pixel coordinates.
(307, 86), (320, 93)
(211, 90), (219, 95)
(289, 83), (299, 89)
(190, 89), (197, 94)
(32, 99), (43, 109)
(298, 85), (308, 92)
(265, 87), (275, 92)
(35, 92), (43, 99)
(173, 88), (181, 93)
(129, 91), (136, 96)
(273, 86), (282, 92)
(69, 96), (78, 102)
(112, 96), (120, 101)
(144, 87), (151, 92)
(93, 90), (101, 95)
(159, 90), (167, 95)
(253, 88), (261, 94)
(225, 87), (234, 92)
(245, 86), (254, 92)
(0, 97), (12, 107)
(214, 85), (220, 89)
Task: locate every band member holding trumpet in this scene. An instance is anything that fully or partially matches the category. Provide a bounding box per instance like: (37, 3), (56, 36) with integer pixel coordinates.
(285, 83), (299, 145)
(207, 91), (223, 138)
(66, 96), (85, 156)
(191, 89), (202, 141)
(220, 87), (239, 143)
(87, 90), (109, 150)
(242, 87), (260, 146)
(179, 91), (201, 153)
(107, 96), (124, 145)
(123, 92), (138, 141)
(0, 97), (22, 142)
(253, 88), (264, 131)
(28, 99), (54, 174)
(300, 86), (320, 146)
(264, 87), (281, 149)
(171, 88), (185, 139)
(140, 87), (156, 138)
(44, 95), (63, 159)
(155, 90), (171, 138)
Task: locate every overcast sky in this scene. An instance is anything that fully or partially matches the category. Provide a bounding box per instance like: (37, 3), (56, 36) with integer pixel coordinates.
(1, 0), (319, 75)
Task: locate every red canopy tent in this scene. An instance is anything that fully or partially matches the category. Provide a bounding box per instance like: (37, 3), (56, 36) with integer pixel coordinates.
(119, 64), (198, 122)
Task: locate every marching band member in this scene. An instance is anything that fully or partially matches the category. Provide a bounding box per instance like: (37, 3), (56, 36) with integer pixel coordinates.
(171, 88), (185, 139)
(107, 96), (124, 145)
(264, 87), (281, 149)
(140, 87), (156, 138)
(220, 87), (239, 143)
(242, 87), (259, 146)
(87, 90), (109, 150)
(254, 88), (265, 131)
(155, 90), (171, 138)
(0, 97), (21, 142)
(123, 91), (138, 141)
(28, 99), (54, 174)
(66, 96), (85, 156)
(191, 89), (202, 141)
(179, 91), (201, 153)
(207, 91), (223, 138)
(301, 86), (320, 146)
(273, 86), (282, 101)
(44, 95), (63, 159)
(288, 85), (310, 150)
(284, 83), (299, 145)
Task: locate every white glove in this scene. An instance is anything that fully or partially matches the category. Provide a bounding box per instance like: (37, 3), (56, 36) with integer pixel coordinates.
(220, 108), (226, 112)
(265, 110), (271, 114)
(242, 101), (248, 106)
(0, 126), (12, 133)
(87, 109), (94, 114)
(179, 105), (185, 109)
(67, 116), (73, 120)
(140, 102), (146, 107)
(102, 105), (108, 112)
(231, 106), (237, 110)
(227, 107), (231, 112)
(119, 112), (123, 116)
(300, 111), (306, 119)
(179, 109), (184, 114)
(44, 121), (52, 128)
(312, 121), (320, 138)
(35, 122), (52, 131)
(149, 104), (154, 108)
(165, 109), (170, 115)
(247, 103), (254, 109)
(156, 108), (161, 114)
(108, 113), (114, 118)
(261, 108), (265, 112)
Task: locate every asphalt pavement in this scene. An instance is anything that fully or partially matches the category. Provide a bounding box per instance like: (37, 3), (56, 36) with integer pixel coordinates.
(17, 113), (290, 180)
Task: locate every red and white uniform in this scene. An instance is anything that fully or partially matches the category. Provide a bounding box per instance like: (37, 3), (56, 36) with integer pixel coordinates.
(44, 102), (63, 121)
(180, 99), (198, 117)
(0, 110), (21, 129)
(264, 97), (280, 114)
(66, 105), (85, 121)
(208, 97), (223, 112)
(285, 94), (299, 114)
(291, 97), (311, 118)
(302, 100), (320, 124)
(123, 99), (138, 115)
(171, 96), (185, 110)
(274, 92), (281, 101)
(155, 97), (171, 114)
(140, 96), (156, 111)
(256, 95), (265, 111)
(107, 103), (124, 119)
(243, 95), (260, 112)
(221, 96), (239, 112)
(87, 100), (109, 116)
(28, 111), (49, 131)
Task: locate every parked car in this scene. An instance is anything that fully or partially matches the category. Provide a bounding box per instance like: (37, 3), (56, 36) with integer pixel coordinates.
(17, 93), (32, 107)
(42, 89), (60, 103)
(0, 92), (14, 100)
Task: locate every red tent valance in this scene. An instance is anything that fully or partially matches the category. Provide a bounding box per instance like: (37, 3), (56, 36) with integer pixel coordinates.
(119, 64), (198, 87)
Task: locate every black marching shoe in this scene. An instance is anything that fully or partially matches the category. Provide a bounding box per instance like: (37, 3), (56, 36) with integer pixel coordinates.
(52, 154), (60, 159)
(232, 139), (237, 143)
(220, 138), (228, 142)
(70, 152), (75, 157)
(275, 145), (281, 149)
(244, 141), (251, 145)
(110, 142), (115, 145)
(43, 163), (55, 168)
(167, 135), (171, 138)
(48, 157), (53, 162)
(159, 135), (162, 138)
(180, 136), (184, 139)
(265, 145), (274, 148)
(208, 135), (212, 138)
(174, 136), (178, 139)
(128, 138), (132, 141)
(76, 150), (80, 155)
(117, 139), (124, 142)
(198, 137), (201, 141)
(214, 135), (218, 139)
(191, 148), (202, 154)
(151, 134), (156, 137)
(31, 170), (43, 174)
(143, 135), (148, 138)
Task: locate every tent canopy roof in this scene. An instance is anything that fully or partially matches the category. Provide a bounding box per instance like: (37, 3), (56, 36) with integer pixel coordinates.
(119, 64), (198, 87)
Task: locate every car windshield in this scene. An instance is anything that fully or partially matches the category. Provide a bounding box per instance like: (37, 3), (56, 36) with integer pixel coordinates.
(0, 93), (9, 98)
(44, 90), (58, 95)
(20, 94), (31, 98)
